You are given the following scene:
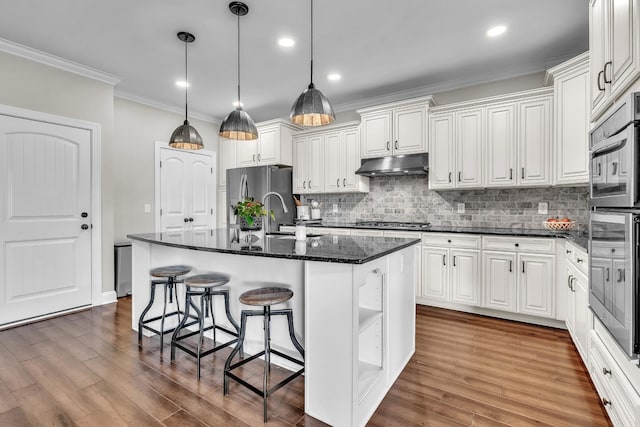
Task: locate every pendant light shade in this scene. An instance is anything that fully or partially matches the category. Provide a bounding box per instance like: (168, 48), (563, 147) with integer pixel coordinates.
(219, 2), (258, 141)
(289, 0), (335, 127)
(169, 32), (203, 150)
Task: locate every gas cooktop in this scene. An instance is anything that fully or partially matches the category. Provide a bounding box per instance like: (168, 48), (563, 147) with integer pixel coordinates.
(355, 221), (432, 230)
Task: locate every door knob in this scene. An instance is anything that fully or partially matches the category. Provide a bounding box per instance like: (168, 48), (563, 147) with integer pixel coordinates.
(81, 212), (88, 218)
(188, 217), (194, 222)
(184, 218), (189, 223)
(81, 224), (89, 230)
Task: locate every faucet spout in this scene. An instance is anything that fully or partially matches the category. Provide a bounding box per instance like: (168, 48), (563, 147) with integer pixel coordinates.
(262, 192), (288, 214)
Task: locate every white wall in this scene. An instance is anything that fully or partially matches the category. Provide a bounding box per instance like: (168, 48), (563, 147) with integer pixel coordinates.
(0, 51), (116, 293)
(112, 98), (219, 242)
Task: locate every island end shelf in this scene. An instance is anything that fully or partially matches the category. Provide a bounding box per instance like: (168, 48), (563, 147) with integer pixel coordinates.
(128, 228), (419, 427)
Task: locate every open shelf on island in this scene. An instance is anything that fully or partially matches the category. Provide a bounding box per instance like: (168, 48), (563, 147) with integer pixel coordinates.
(357, 360), (384, 402)
(359, 307), (382, 332)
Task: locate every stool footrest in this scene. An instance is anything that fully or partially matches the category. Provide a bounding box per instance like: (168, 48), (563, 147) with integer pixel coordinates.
(173, 338), (238, 359)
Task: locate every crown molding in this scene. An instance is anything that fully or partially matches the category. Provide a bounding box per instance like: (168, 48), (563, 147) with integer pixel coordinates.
(0, 37), (120, 85)
(114, 89), (220, 125)
(430, 87), (554, 113)
(544, 51), (589, 86)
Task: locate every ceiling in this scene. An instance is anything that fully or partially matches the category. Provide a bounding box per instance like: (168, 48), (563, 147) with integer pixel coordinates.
(0, 0), (588, 123)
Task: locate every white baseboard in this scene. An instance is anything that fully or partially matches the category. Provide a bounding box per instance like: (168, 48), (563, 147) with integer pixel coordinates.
(98, 290), (118, 305)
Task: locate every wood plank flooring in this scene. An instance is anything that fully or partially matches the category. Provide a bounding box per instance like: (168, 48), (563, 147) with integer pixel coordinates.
(0, 299), (610, 426)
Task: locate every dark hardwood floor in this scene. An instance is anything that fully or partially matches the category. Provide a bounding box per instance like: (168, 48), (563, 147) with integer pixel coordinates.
(0, 298), (610, 426)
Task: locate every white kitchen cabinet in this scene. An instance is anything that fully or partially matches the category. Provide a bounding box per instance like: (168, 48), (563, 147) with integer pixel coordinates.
(218, 136), (236, 188)
(217, 187), (227, 228)
(358, 97), (434, 158)
(486, 103), (517, 186)
(546, 53), (590, 185)
(450, 249), (481, 306)
(518, 96), (552, 186)
(590, 0), (640, 120)
(383, 231), (423, 298)
(292, 134), (324, 194)
(235, 119), (298, 167)
(567, 260), (590, 363)
(455, 108), (484, 188)
(428, 113), (455, 188)
(323, 125), (369, 193)
(482, 236), (556, 318)
(422, 247), (449, 301)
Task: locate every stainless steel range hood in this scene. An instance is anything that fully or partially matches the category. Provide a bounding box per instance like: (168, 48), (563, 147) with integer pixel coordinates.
(355, 153), (428, 176)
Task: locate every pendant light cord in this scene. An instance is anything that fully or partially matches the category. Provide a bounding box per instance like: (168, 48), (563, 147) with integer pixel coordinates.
(310, 0), (314, 86)
(184, 37), (189, 122)
(237, 11), (241, 106)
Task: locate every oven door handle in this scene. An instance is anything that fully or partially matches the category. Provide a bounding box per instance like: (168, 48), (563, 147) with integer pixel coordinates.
(591, 139), (627, 157)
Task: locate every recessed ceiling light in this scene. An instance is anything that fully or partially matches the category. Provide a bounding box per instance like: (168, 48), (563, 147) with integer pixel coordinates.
(487, 25), (507, 37)
(327, 73), (342, 81)
(233, 101), (244, 107)
(176, 80), (190, 88)
(278, 37), (295, 47)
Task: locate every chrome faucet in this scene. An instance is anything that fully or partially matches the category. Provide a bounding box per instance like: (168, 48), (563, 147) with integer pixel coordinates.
(262, 192), (289, 214)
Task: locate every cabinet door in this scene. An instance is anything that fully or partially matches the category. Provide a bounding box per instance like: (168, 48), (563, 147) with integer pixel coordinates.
(555, 69), (590, 185)
(590, 0), (608, 116)
(450, 249), (480, 306)
(566, 266), (577, 337)
(342, 128), (361, 191)
(235, 139), (257, 167)
(361, 111), (392, 158)
(486, 104), (516, 187)
(429, 113), (455, 189)
(455, 109), (484, 188)
(518, 97), (552, 186)
(393, 104), (427, 155)
(292, 137), (307, 193)
(482, 251), (516, 312)
(323, 131), (341, 192)
(422, 247), (449, 301)
(217, 187), (227, 228)
(307, 135), (324, 193)
(218, 137), (235, 188)
(608, 0), (640, 98)
(573, 268), (590, 361)
(257, 126), (279, 164)
(518, 254), (555, 318)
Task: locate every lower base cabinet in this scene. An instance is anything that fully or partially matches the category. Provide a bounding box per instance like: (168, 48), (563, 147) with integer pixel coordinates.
(565, 241), (590, 363)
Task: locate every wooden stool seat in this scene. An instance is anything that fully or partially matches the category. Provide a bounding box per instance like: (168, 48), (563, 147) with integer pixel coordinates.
(239, 287), (293, 306)
(150, 264), (191, 278)
(184, 273), (230, 288)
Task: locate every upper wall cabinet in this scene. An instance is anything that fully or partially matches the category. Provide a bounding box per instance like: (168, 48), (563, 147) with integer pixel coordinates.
(429, 88), (553, 190)
(590, 0), (640, 121)
(357, 97), (434, 158)
(546, 52), (590, 186)
(235, 119), (300, 167)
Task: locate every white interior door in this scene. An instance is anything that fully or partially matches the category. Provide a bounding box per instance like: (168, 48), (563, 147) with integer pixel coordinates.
(0, 114), (92, 325)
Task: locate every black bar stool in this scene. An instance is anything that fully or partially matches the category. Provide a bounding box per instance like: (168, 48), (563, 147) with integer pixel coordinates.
(138, 264), (196, 352)
(224, 287), (305, 423)
(171, 272), (241, 378)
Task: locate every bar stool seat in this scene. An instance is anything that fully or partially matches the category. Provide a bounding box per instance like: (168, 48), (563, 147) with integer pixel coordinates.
(224, 286), (304, 423)
(138, 264), (196, 352)
(171, 272), (240, 378)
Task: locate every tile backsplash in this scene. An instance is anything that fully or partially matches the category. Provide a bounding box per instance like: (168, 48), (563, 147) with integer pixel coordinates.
(304, 176), (589, 231)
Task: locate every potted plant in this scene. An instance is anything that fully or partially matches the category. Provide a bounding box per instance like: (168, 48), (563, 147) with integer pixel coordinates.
(234, 198), (275, 231)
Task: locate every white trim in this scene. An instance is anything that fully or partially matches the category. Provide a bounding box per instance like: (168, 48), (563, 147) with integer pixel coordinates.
(99, 290), (118, 305)
(356, 95), (436, 115)
(430, 87), (554, 113)
(544, 51), (590, 86)
(0, 37), (120, 85)
(0, 305), (91, 330)
(0, 103), (103, 308)
(153, 141), (217, 232)
(115, 89), (220, 125)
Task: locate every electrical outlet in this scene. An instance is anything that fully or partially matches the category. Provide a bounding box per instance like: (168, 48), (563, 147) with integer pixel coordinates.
(538, 202), (548, 215)
(333, 203), (338, 213)
(144, 203), (151, 214)
(457, 203), (465, 214)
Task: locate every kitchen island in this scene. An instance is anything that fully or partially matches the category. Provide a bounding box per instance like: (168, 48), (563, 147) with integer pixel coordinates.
(128, 228), (419, 427)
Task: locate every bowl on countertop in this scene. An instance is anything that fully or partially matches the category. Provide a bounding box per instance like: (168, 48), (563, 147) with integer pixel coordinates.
(543, 220), (575, 231)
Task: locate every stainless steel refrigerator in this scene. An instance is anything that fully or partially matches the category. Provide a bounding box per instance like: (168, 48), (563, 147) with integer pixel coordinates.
(226, 165), (295, 233)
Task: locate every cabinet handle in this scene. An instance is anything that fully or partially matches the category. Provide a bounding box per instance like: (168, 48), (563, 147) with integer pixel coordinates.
(394, 140), (398, 150)
(603, 61), (612, 84)
(509, 260), (512, 272)
(602, 398), (611, 407)
(567, 274), (573, 290)
(303, 181), (306, 189)
(612, 161), (618, 176)
(458, 171), (462, 182)
(522, 261), (525, 274)
(443, 254), (446, 266)
(509, 168), (513, 180)
(597, 163), (602, 176)
(453, 256), (456, 267)
(606, 267), (610, 281)
(253, 154), (256, 162)
(570, 277), (576, 292)
(309, 180), (312, 188)
(576, 257), (583, 264)
(521, 167), (525, 179)
(343, 178), (346, 186)
(337, 178), (340, 187)
(602, 367), (612, 376)
(566, 249), (572, 254)
(257, 153), (261, 162)
(617, 268), (625, 283)
(448, 172), (452, 183)
(387, 141), (390, 151)
(597, 70), (605, 91)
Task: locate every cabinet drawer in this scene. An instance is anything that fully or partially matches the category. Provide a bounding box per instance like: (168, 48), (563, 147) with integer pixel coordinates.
(422, 233), (481, 249)
(565, 241), (588, 274)
(482, 236), (555, 254)
(280, 225), (295, 233)
(590, 241), (625, 259)
(350, 229), (384, 237)
(589, 331), (640, 427)
(383, 231), (422, 239)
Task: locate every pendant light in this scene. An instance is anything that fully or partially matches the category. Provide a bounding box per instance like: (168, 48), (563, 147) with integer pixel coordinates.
(219, 1), (258, 141)
(289, 0), (335, 127)
(169, 32), (204, 150)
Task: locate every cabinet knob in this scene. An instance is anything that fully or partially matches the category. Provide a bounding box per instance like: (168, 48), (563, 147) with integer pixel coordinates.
(81, 224), (89, 230)
(188, 217), (194, 222)
(447, 239), (451, 243)
(602, 367), (612, 376)
(602, 398), (611, 407)
(184, 218), (189, 223)
(514, 243), (519, 247)
(576, 258), (583, 263)
(566, 249), (572, 254)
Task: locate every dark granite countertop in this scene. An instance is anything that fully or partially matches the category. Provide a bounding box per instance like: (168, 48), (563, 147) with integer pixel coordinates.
(127, 229), (420, 265)
(283, 222), (589, 252)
